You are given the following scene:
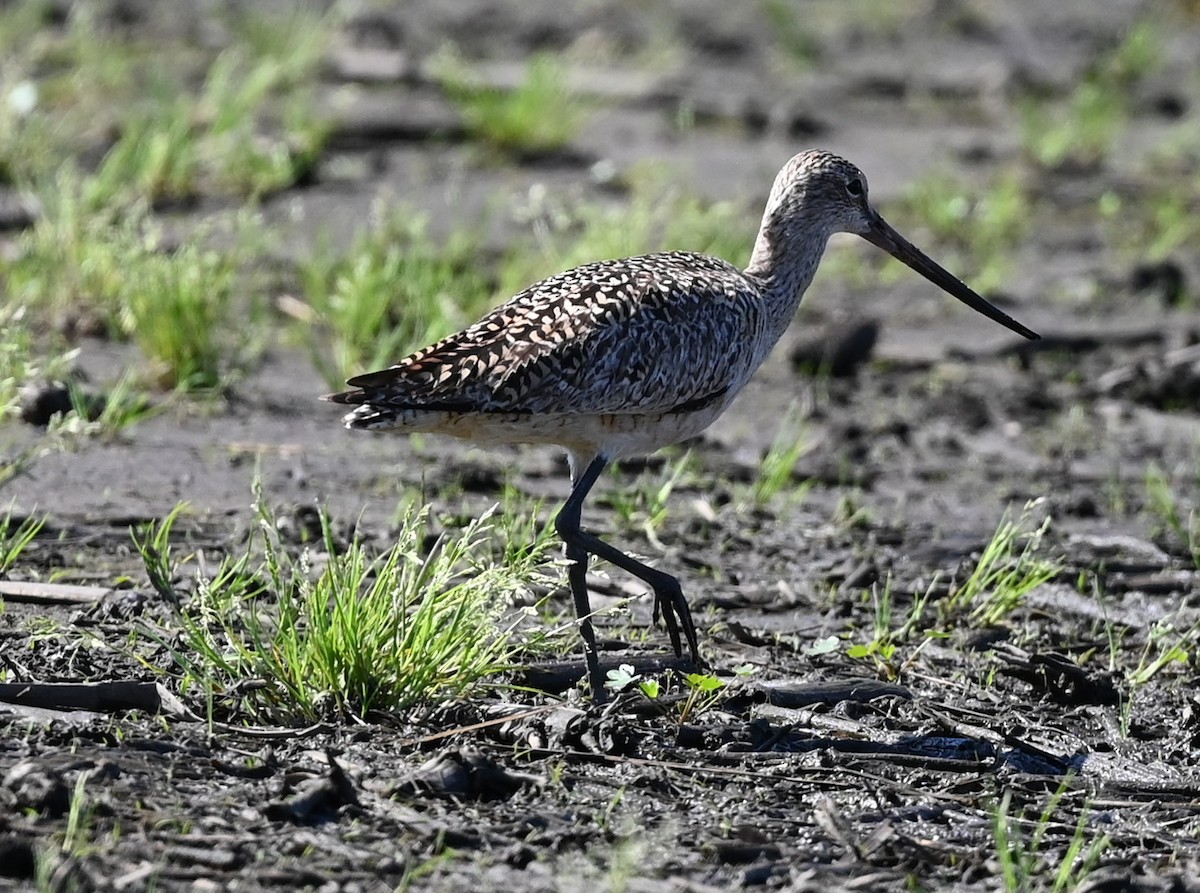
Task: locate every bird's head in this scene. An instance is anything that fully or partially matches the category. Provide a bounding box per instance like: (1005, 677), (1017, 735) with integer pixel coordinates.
(762, 149), (1040, 341)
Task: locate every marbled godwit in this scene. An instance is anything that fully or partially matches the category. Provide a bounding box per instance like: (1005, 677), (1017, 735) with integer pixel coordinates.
(327, 149), (1039, 700)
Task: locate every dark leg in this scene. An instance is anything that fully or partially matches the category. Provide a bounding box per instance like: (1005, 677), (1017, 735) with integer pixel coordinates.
(555, 455), (701, 700)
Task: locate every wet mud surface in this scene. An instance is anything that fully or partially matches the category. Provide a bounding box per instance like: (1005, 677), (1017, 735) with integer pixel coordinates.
(5, 1), (1200, 890)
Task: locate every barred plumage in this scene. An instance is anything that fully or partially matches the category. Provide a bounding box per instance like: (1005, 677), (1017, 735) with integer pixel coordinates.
(327, 149), (1039, 701)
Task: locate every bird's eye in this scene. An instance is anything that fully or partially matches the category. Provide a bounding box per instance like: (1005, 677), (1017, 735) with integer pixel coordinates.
(846, 178), (864, 196)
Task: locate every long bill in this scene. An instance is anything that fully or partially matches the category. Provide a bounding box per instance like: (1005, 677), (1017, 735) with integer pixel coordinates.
(861, 212), (1040, 341)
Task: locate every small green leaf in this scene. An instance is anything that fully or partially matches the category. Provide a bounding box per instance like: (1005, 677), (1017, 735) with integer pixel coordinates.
(605, 664), (637, 690)
(806, 636), (840, 656)
(685, 673), (724, 693)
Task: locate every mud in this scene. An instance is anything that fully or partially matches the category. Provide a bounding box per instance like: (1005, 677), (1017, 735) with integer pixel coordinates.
(4, 1), (1200, 890)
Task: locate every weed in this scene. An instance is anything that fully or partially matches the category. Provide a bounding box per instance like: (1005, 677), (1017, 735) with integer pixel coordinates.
(495, 481), (559, 574)
(605, 663), (661, 699)
(134, 487), (557, 721)
(299, 209), (494, 387)
(606, 665), (723, 721)
(678, 671), (724, 723)
(6, 177), (255, 388)
(1, 4), (329, 202)
(50, 372), (156, 440)
(1104, 183), (1200, 268)
(847, 575), (935, 677)
(437, 50), (588, 156)
(942, 500), (1059, 626)
(60, 773), (95, 857)
(88, 40), (330, 206)
(1020, 83), (1125, 171)
(0, 3), (151, 184)
(759, 0), (820, 66)
(4, 170), (128, 331)
(833, 491), (872, 530)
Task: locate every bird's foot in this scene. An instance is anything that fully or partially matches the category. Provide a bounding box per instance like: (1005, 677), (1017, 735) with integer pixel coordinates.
(650, 579), (701, 667)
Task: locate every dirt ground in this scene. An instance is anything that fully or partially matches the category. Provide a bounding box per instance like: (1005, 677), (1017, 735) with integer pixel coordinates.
(5, 1), (1200, 890)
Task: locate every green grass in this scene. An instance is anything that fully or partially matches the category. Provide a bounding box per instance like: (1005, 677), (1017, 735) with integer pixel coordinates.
(0, 305), (74, 420)
(758, 0), (821, 66)
(0, 1), (155, 185)
(4, 176), (258, 390)
(499, 171), (755, 295)
(602, 451), (696, 544)
(133, 489), (557, 722)
(883, 166), (1030, 295)
(299, 210), (495, 387)
(1128, 615), (1196, 688)
(747, 403), (813, 507)
(1144, 462), (1200, 568)
(3, 171), (131, 333)
(119, 239), (240, 391)
(0, 503), (43, 575)
(1101, 179), (1200, 268)
(87, 42), (329, 206)
(1019, 19), (1161, 170)
(0, 2), (330, 200)
(437, 51), (588, 157)
(846, 575), (935, 674)
(942, 500), (1060, 627)
(48, 372), (156, 441)
(992, 781), (1111, 893)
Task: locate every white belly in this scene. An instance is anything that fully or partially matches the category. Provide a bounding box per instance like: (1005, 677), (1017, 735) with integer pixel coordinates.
(356, 398), (732, 461)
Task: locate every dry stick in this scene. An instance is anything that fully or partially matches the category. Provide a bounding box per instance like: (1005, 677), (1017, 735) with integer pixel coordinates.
(0, 580), (109, 605)
(0, 681), (162, 711)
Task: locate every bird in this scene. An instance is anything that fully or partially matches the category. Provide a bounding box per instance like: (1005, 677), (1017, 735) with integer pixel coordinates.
(326, 149), (1040, 701)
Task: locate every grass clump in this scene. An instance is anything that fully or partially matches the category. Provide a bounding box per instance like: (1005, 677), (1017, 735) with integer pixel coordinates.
(118, 239), (238, 391)
(942, 499), (1059, 626)
(4, 172), (134, 332)
(134, 491), (555, 722)
(0, 2), (153, 184)
(299, 209), (495, 387)
(437, 51), (588, 157)
(603, 451), (696, 544)
(1100, 176), (1200, 270)
(4, 175), (255, 390)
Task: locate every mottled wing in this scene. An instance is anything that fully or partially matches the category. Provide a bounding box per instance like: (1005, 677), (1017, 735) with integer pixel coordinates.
(329, 252), (762, 416)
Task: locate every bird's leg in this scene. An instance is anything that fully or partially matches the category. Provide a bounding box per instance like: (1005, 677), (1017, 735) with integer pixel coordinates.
(555, 456), (702, 695)
(556, 456), (608, 700)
